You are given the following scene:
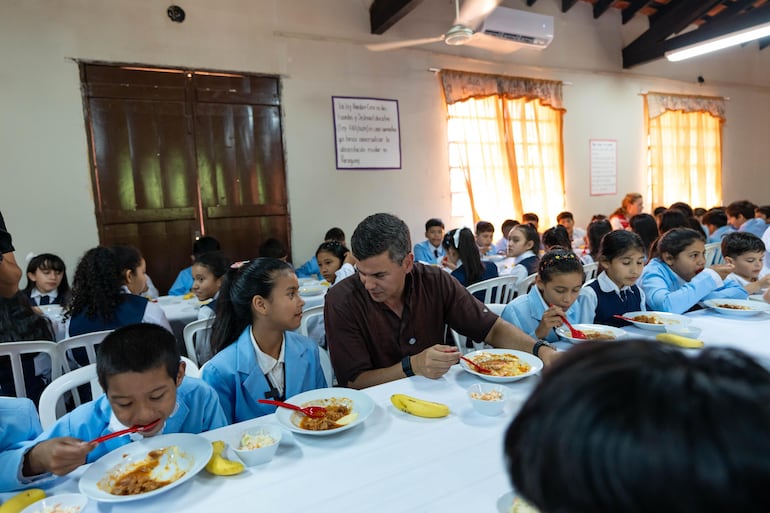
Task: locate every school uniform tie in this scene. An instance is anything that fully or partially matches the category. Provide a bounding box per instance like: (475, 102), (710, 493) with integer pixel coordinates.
(434, 249), (439, 258)
(39, 295), (50, 306)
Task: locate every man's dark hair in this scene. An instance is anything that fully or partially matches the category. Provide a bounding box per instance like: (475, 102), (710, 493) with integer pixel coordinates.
(97, 323), (180, 391)
(351, 213), (411, 264)
(425, 218), (444, 231)
(721, 231), (766, 259)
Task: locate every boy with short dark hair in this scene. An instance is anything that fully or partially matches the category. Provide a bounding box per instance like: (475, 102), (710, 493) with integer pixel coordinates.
(475, 221), (495, 256)
(16, 324), (226, 485)
(702, 208), (735, 243)
(493, 219), (519, 254)
(721, 232), (770, 295)
(726, 200), (766, 237)
(168, 235), (221, 295)
(556, 211), (586, 250)
(521, 213), (540, 231)
(413, 218), (445, 264)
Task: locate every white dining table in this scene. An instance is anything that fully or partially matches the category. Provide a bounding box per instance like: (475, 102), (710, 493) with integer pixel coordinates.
(15, 366), (534, 513)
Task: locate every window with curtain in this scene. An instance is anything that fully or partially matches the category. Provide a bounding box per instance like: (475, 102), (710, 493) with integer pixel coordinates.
(644, 93), (724, 210)
(441, 70), (566, 229)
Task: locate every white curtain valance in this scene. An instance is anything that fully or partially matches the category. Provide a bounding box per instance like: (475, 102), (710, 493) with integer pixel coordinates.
(440, 69), (564, 110)
(646, 92), (725, 120)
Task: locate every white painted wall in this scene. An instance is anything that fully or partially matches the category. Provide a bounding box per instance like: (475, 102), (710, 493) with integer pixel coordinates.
(1, 0), (769, 284)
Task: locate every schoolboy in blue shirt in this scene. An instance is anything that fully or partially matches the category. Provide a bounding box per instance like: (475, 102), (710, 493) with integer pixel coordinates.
(726, 200), (767, 238)
(413, 218), (445, 264)
(169, 236), (221, 295)
(475, 221), (496, 256)
(295, 227), (346, 278)
(703, 208), (735, 244)
(15, 323), (226, 486)
(0, 398), (44, 492)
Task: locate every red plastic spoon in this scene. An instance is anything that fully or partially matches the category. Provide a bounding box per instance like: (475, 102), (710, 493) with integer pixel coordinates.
(560, 316), (587, 340)
(460, 356), (492, 374)
(258, 399), (327, 418)
(89, 418), (162, 445)
(613, 314), (638, 323)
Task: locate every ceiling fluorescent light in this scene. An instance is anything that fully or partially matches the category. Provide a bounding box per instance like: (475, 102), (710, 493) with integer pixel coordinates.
(665, 21), (770, 62)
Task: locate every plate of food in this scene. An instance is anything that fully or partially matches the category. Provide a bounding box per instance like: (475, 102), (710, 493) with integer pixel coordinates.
(459, 349), (543, 383)
(299, 285), (325, 297)
(78, 433), (212, 502)
(275, 387), (375, 436)
(20, 493), (88, 513)
(497, 491), (541, 513)
(555, 323), (626, 343)
(702, 298), (770, 317)
(620, 311), (690, 332)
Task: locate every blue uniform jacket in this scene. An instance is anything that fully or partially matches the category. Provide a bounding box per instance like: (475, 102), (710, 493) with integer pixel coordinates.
(295, 257), (320, 279)
(0, 398), (47, 492)
(202, 328), (327, 424)
(640, 258), (748, 314)
(168, 266), (193, 295)
(501, 284), (597, 343)
(6, 379), (225, 491)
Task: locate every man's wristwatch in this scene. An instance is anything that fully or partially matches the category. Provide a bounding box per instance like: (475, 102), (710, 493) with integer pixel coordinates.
(401, 355), (415, 377)
(533, 339), (554, 358)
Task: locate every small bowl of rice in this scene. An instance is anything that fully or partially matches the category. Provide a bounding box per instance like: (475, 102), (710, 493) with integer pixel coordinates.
(468, 383), (507, 416)
(232, 425), (282, 466)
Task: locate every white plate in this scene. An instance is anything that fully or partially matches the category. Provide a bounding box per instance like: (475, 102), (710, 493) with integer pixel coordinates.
(621, 311), (690, 332)
(459, 349), (543, 383)
(78, 433), (212, 502)
(275, 387), (375, 436)
(20, 493), (88, 513)
(483, 254), (506, 262)
(299, 285), (325, 297)
(555, 323), (626, 343)
(703, 298), (770, 317)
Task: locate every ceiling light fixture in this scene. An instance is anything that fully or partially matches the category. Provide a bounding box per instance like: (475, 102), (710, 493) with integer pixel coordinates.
(665, 21), (770, 62)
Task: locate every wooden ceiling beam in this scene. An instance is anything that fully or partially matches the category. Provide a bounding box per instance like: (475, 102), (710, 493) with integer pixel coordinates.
(624, 2), (770, 67)
(561, 0), (579, 13)
(369, 0), (425, 35)
(593, 0), (615, 19)
(622, 0), (653, 24)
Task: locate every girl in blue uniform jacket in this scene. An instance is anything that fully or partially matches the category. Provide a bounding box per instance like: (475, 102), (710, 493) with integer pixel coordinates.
(640, 228), (747, 314)
(202, 258), (327, 424)
(502, 250), (596, 344)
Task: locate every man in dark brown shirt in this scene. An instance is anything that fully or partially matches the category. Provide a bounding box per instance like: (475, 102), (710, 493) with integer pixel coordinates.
(0, 211), (22, 298)
(324, 213), (558, 389)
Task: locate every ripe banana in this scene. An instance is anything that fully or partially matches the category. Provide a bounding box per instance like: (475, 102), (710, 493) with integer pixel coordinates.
(390, 394), (450, 418)
(656, 333), (704, 349)
(0, 489), (45, 513)
(205, 440), (245, 476)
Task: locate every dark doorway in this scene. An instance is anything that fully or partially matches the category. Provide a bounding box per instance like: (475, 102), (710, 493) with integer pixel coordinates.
(80, 64), (289, 293)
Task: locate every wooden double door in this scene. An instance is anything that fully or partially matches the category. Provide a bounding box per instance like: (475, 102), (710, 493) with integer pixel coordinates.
(81, 64), (290, 293)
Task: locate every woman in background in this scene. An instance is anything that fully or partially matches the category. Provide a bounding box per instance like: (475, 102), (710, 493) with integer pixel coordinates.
(610, 192), (644, 230)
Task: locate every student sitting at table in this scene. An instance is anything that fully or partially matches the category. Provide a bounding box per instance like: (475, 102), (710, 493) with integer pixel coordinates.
(16, 324), (226, 484)
(295, 227), (345, 279)
(23, 253), (70, 307)
(475, 221), (496, 256)
(541, 225), (572, 252)
(702, 208), (735, 244)
(639, 228), (746, 314)
(413, 218), (445, 264)
(629, 213), (659, 258)
(190, 251), (230, 364)
(583, 230), (647, 327)
(556, 211), (586, 251)
(168, 236), (221, 296)
(498, 223), (539, 282)
(581, 219), (612, 265)
(721, 232), (770, 295)
(501, 249), (596, 344)
(259, 237), (288, 261)
(202, 258), (327, 423)
(522, 212), (540, 232)
(0, 397), (45, 492)
(493, 219), (519, 255)
(442, 228), (498, 293)
(0, 292), (56, 405)
(504, 340), (770, 513)
(726, 199), (767, 238)
(316, 241), (355, 285)
(65, 246), (171, 338)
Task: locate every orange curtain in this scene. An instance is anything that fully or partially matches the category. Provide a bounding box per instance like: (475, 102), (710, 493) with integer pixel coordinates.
(645, 93), (724, 209)
(442, 70), (565, 229)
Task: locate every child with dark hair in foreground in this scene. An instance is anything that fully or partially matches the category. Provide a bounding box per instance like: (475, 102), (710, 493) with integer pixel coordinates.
(14, 323), (226, 487)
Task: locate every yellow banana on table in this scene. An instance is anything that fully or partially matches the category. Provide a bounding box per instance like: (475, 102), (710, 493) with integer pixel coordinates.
(205, 440), (245, 476)
(655, 333), (704, 349)
(0, 489), (45, 513)
(390, 394), (450, 418)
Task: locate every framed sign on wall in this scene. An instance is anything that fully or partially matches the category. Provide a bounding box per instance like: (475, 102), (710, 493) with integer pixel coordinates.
(332, 96), (401, 170)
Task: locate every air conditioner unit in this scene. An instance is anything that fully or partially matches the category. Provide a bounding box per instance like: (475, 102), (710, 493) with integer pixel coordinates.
(479, 7), (554, 49)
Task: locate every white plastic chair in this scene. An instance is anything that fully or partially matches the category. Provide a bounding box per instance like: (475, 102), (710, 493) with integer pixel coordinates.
(182, 318), (214, 366)
(466, 275), (519, 304)
(298, 305), (333, 386)
(57, 330), (112, 372)
(515, 273), (537, 298)
(582, 262), (599, 281)
(704, 242), (723, 266)
(38, 364), (102, 429)
(0, 341), (62, 399)
(450, 303), (507, 354)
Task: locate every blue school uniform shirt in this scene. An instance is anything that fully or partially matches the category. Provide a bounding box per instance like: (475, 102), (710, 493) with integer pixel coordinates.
(414, 240), (444, 264)
(168, 266), (193, 295)
(201, 328), (327, 424)
(706, 224), (735, 244)
(295, 256), (320, 279)
(639, 257), (748, 314)
(0, 398), (48, 492)
(583, 272), (645, 327)
(501, 284), (597, 344)
(739, 218), (768, 238)
(7, 378), (225, 490)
